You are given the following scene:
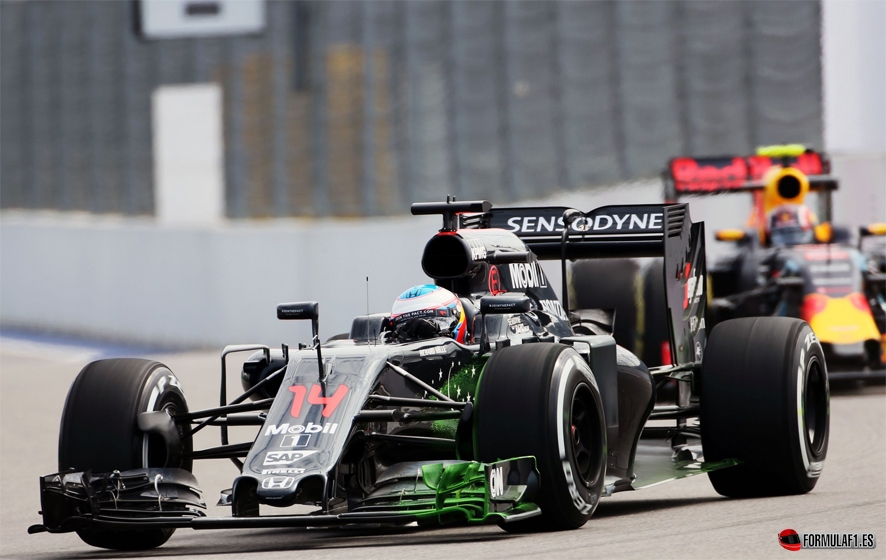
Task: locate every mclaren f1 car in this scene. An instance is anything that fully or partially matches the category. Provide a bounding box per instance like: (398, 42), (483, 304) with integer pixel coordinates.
(30, 198), (830, 550)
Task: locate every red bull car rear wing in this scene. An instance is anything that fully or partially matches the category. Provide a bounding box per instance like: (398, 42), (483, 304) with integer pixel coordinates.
(664, 149), (838, 200)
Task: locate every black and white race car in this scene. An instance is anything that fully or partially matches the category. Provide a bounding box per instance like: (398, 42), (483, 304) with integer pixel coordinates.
(31, 199), (829, 550)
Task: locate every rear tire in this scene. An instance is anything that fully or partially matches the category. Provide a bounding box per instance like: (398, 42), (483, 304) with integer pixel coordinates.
(571, 259), (641, 353)
(701, 318), (829, 497)
(59, 358), (191, 550)
(474, 344), (606, 530)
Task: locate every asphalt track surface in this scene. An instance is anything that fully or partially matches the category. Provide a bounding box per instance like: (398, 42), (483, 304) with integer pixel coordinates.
(1, 335), (884, 560)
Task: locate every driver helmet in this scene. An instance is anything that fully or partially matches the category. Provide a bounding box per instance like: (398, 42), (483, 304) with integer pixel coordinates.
(766, 204), (816, 246)
(390, 285), (467, 343)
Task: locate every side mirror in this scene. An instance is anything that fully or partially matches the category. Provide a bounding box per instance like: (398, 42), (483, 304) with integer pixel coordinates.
(276, 301), (324, 380)
(715, 229), (747, 242)
(480, 295), (532, 315)
(814, 222), (832, 243)
(477, 295), (531, 353)
(277, 301), (319, 321)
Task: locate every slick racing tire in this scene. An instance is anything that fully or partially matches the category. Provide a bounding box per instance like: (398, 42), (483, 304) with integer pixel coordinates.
(59, 359), (191, 550)
(474, 344), (606, 531)
(571, 259), (640, 353)
(701, 318), (829, 497)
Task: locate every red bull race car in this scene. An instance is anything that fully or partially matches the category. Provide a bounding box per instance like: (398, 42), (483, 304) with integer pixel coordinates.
(571, 146), (885, 379)
(30, 198), (829, 551)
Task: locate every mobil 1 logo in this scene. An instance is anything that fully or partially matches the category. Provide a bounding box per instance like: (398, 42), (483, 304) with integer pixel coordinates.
(281, 434), (310, 448)
(508, 262), (547, 290)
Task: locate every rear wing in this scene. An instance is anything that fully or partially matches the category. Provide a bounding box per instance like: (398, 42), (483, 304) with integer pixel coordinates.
(454, 202), (706, 367)
(664, 150), (838, 201)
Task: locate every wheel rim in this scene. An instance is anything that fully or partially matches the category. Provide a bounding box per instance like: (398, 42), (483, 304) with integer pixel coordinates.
(803, 357), (827, 456)
(570, 384), (602, 485)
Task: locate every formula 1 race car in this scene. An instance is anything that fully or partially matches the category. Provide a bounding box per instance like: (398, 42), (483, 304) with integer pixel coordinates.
(30, 199), (830, 550)
(660, 147), (886, 377)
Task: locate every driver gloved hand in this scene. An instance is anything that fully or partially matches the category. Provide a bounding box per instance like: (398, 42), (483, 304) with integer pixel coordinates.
(394, 317), (441, 341)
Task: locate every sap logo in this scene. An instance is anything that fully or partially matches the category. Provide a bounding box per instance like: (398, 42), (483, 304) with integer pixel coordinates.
(265, 423), (339, 436)
(262, 468), (306, 475)
(261, 477), (295, 490)
(419, 346), (448, 357)
(489, 466), (504, 498)
(509, 262), (548, 289)
(281, 434), (311, 448)
(263, 450), (318, 466)
(540, 299), (566, 318)
(468, 239), (487, 261)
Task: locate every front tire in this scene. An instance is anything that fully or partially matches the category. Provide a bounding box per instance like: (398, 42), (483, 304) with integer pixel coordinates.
(59, 358), (191, 550)
(701, 318), (829, 497)
(474, 344), (606, 530)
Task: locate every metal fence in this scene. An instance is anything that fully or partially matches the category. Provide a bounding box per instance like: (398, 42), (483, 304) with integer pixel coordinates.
(1, 0), (823, 218)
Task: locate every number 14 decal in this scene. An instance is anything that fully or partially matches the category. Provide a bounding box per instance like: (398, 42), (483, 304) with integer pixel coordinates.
(289, 384), (349, 418)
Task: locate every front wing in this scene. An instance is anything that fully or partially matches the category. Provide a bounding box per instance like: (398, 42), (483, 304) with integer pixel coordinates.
(29, 457), (539, 534)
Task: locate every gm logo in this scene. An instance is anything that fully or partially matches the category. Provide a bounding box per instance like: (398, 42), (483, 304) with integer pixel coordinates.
(261, 476), (295, 490)
(489, 466), (504, 498)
